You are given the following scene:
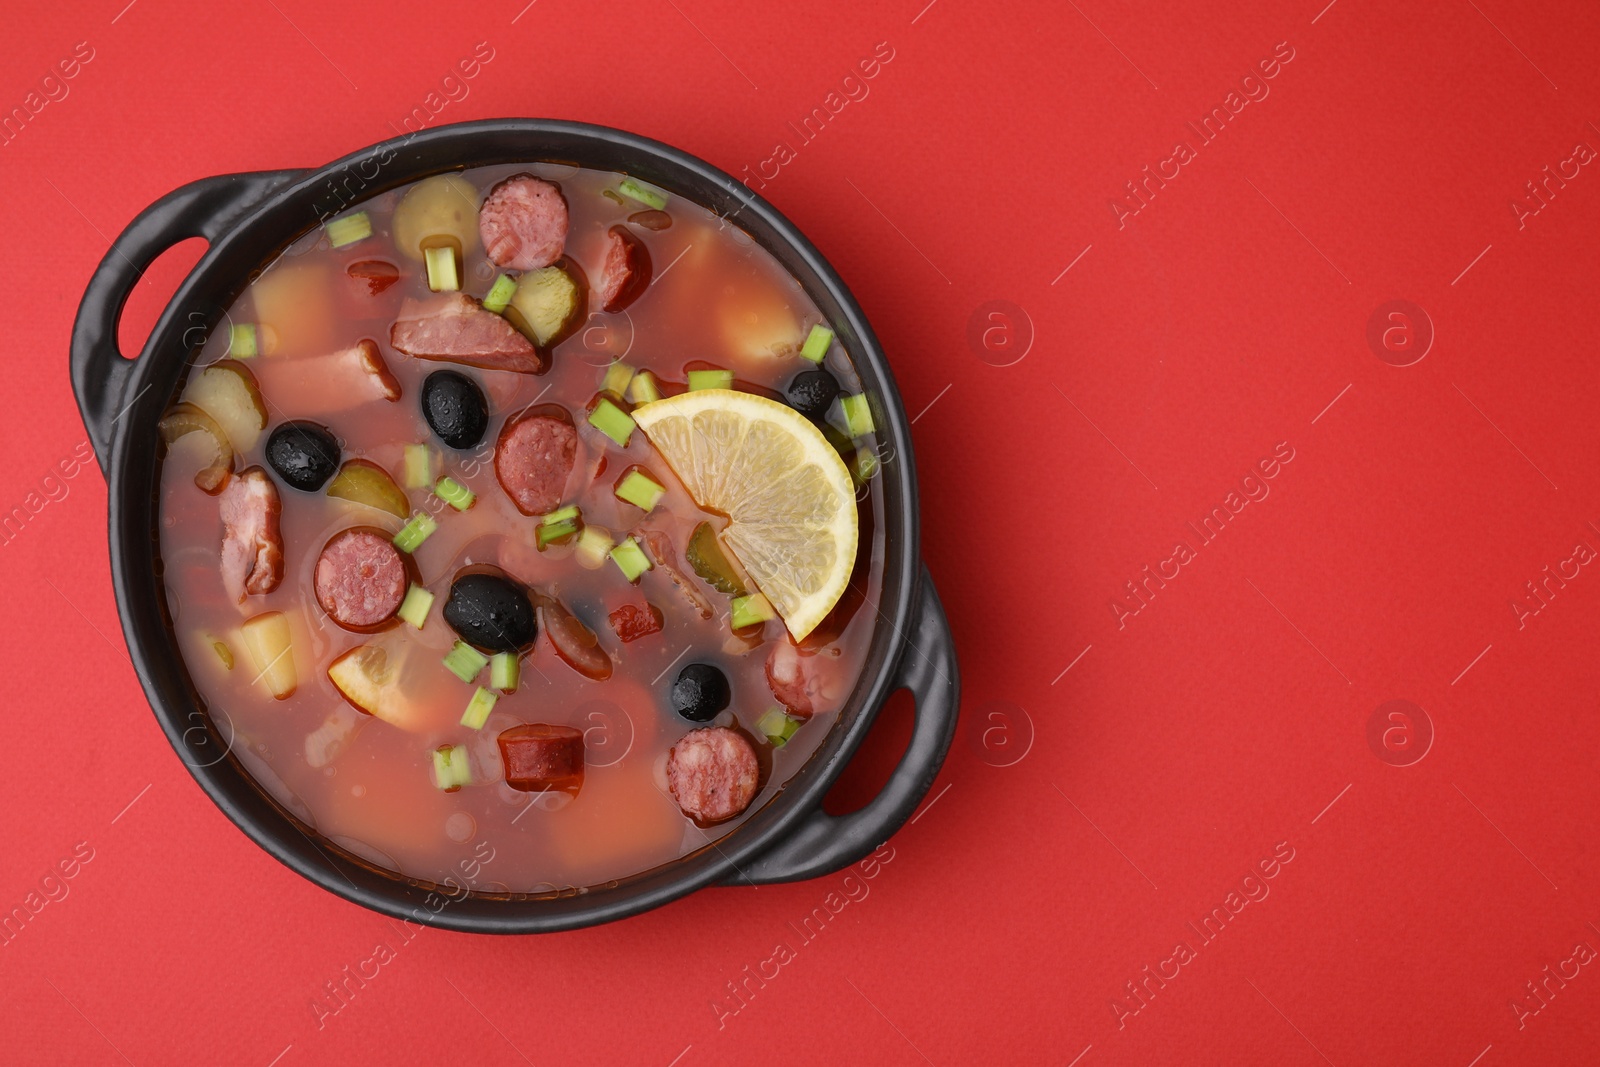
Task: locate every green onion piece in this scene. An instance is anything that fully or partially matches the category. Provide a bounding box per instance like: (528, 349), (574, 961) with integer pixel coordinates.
(230, 323), (258, 359)
(431, 747), (455, 790)
(403, 444), (434, 489)
(490, 651), (520, 693)
(755, 708), (802, 747)
(541, 504), (580, 525)
(424, 245), (460, 292)
(615, 469), (666, 512)
(434, 476), (476, 511)
(397, 584), (435, 630)
(851, 447), (880, 486)
(730, 592), (776, 630)
(610, 537), (652, 582)
(628, 370), (662, 405)
(443, 640), (489, 684)
(536, 518), (580, 548)
(588, 397), (636, 447)
(687, 368), (733, 391)
(324, 211), (373, 249)
(460, 686), (498, 729)
(800, 323), (834, 363)
(432, 745), (471, 790)
(617, 178), (668, 210)
(841, 393), (875, 438)
(483, 273), (518, 314)
(601, 360), (635, 396)
(575, 525), (614, 570)
(393, 512), (438, 553)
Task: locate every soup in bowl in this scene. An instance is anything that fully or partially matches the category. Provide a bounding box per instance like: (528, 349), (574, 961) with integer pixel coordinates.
(71, 121), (957, 931)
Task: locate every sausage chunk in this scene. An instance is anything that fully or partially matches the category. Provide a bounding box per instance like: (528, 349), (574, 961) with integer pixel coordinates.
(479, 175), (568, 270)
(314, 528), (407, 631)
(390, 294), (544, 374)
(667, 727), (759, 824)
(494, 413), (577, 515)
(498, 724), (584, 795)
(219, 467), (283, 604)
(765, 641), (837, 719)
(597, 226), (652, 313)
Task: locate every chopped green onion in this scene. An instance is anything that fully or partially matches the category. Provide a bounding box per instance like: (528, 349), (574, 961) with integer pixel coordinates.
(443, 640), (489, 684)
(432, 745), (472, 791)
(588, 397), (636, 447)
(851, 447), (880, 486)
(434, 476), (475, 511)
(730, 592), (776, 630)
(800, 323), (834, 363)
(483, 273), (518, 313)
(393, 512), (438, 553)
(541, 504), (580, 525)
(841, 393), (875, 438)
(229, 323), (258, 359)
(536, 518), (580, 548)
(397, 584), (435, 630)
(601, 360), (635, 396)
(756, 708), (802, 747)
(575, 525), (614, 570)
(324, 211), (372, 249)
(615, 469), (665, 512)
(628, 370), (662, 405)
(617, 178), (668, 210)
(490, 652), (520, 693)
(610, 537), (652, 582)
(403, 444), (434, 489)
(688, 368), (733, 391)
(425, 245), (459, 292)
(460, 686), (498, 729)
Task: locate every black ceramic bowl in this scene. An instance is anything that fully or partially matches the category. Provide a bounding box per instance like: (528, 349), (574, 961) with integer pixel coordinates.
(70, 119), (957, 933)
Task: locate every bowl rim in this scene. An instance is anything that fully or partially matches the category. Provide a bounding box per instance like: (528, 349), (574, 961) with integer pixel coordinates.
(99, 118), (923, 932)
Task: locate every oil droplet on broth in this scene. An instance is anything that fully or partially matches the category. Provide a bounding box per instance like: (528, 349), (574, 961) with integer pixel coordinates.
(445, 812), (476, 842)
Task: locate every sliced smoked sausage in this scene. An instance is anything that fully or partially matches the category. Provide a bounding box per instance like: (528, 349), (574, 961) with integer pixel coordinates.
(479, 175), (568, 271)
(597, 226), (651, 313)
(219, 466), (283, 604)
(666, 726), (759, 824)
(314, 528), (407, 631)
(494, 412), (577, 515)
(765, 641), (838, 719)
(390, 293), (544, 374)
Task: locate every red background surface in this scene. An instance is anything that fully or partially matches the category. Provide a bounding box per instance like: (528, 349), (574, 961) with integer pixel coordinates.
(3, 0), (1598, 1063)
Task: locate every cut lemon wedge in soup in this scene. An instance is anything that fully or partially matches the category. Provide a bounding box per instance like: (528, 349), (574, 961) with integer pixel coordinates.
(633, 389), (858, 641)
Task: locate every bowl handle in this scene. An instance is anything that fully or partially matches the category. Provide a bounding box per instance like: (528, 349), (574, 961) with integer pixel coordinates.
(730, 567), (960, 885)
(70, 170), (304, 473)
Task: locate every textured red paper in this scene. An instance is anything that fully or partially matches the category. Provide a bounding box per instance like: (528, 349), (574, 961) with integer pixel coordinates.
(3, 0), (1599, 1063)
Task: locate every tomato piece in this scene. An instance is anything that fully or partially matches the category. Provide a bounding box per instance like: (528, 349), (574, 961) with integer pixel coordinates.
(608, 603), (663, 643)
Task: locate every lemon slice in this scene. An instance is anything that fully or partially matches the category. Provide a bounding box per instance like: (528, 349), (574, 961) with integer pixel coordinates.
(632, 389), (858, 641)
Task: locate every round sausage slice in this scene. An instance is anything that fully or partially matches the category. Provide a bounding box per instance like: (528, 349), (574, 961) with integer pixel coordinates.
(494, 413), (577, 516)
(315, 528), (407, 631)
(666, 727), (759, 824)
(479, 175), (568, 270)
(765, 641), (838, 719)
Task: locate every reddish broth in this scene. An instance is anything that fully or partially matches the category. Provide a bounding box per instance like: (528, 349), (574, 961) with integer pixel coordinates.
(156, 163), (885, 893)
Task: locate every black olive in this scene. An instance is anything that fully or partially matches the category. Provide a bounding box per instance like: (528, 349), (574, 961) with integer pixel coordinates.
(264, 421), (341, 491)
(422, 370), (489, 450)
(785, 368), (840, 421)
(443, 572), (536, 652)
(671, 663), (731, 722)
